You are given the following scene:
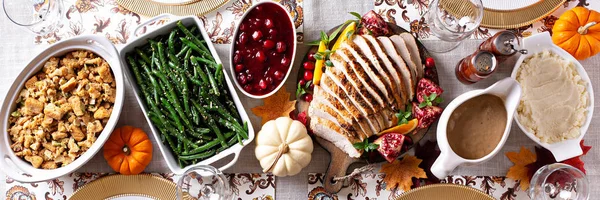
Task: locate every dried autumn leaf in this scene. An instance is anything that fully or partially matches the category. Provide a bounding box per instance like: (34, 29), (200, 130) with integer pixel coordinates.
(380, 155), (427, 191)
(251, 88), (296, 125)
(505, 146), (537, 191)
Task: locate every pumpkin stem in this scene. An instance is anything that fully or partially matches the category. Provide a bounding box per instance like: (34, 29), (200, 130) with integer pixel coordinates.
(578, 22), (597, 35)
(122, 146), (131, 156)
(265, 143), (289, 173)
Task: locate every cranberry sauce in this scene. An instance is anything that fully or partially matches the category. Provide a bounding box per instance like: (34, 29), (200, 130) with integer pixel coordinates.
(233, 3), (295, 95)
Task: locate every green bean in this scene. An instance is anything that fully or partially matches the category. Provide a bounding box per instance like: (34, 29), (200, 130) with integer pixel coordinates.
(176, 46), (190, 58)
(236, 134), (243, 145)
(135, 48), (152, 65)
(204, 64), (220, 96)
(167, 29), (178, 55)
(183, 132), (234, 155)
(179, 37), (210, 58)
(153, 70), (192, 129)
(217, 117), (247, 139)
(179, 150), (215, 161)
(190, 56), (209, 85)
(183, 49), (192, 71)
(217, 136), (239, 153)
(192, 100), (227, 147)
(127, 56), (146, 91)
(176, 21), (212, 57)
(141, 61), (161, 105)
(190, 106), (199, 125)
(157, 42), (169, 72)
(193, 57), (217, 67)
(149, 112), (179, 155)
(215, 64), (223, 87)
(160, 97), (184, 132)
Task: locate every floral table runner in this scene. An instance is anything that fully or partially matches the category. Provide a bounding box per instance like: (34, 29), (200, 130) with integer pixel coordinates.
(374, 0), (600, 39)
(307, 173), (526, 200)
(5, 173), (275, 199)
(36, 0), (304, 45)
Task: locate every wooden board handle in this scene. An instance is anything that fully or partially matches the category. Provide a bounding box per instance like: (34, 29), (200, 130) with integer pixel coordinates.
(315, 137), (360, 193)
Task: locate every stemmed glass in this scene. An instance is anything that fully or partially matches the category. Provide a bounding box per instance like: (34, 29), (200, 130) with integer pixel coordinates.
(423, 0), (484, 53)
(176, 165), (233, 200)
(3, 0), (64, 35)
(528, 163), (589, 200)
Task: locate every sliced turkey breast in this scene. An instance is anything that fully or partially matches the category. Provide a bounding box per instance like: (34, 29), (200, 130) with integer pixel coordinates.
(334, 48), (386, 110)
(310, 116), (362, 158)
(400, 33), (424, 80)
(390, 35), (418, 85)
(378, 36), (415, 104)
(353, 35), (403, 108)
(320, 75), (381, 134)
(363, 35), (408, 107)
(342, 40), (397, 110)
(313, 86), (370, 135)
(308, 98), (369, 140)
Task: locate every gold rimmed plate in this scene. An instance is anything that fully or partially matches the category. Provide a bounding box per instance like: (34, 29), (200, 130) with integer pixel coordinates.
(116, 0), (230, 16)
(442, 0), (566, 29)
(69, 174), (176, 200)
(396, 184), (495, 200)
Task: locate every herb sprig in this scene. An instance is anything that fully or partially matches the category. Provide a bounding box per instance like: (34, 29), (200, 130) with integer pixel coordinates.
(395, 104), (413, 125)
(418, 93), (444, 108)
(353, 138), (379, 152)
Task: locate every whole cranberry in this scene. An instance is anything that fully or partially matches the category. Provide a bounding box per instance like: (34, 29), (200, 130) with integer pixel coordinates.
(299, 79), (306, 86)
(235, 64), (244, 73)
(265, 76), (273, 85)
(425, 57), (435, 68)
(303, 61), (315, 70)
(246, 73), (254, 82)
(276, 42), (287, 53)
(264, 18), (274, 29)
(252, 31), (263, 41)
(237, 73), (247, 85)
(243, 84), (252, 92)
(238, 32), (248, 44)
(303, 70), (313, 81)
(256, 51), (267, 63)
(263, 40), (275, 50)
(258, 79), (268, 90)
(307, 53), (316, 61)
(239, 23), (247, 31)
(268, 29), (278, 39)
(233, 52), (243, 64)
(308, 83), (314, 90)
(304, 93), (313, 102)
(280, 57), (290, 66)
(274, 70), (285, 81)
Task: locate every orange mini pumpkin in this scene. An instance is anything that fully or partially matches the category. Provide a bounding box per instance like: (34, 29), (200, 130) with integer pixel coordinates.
(103, 126), (153, 175)
(552, 7), (600, 60)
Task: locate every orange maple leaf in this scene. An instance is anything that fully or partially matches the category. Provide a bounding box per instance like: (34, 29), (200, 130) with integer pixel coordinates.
(380, 155), (427, 191)
(505, 146), (537, 191)
(251, 88), (296, 125)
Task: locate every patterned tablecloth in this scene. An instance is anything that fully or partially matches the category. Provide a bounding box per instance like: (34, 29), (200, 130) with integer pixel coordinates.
(1, 0), (600, 199)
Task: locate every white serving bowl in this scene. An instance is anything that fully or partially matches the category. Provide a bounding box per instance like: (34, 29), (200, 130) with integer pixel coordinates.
(510, 32), (595, 161)
(0, 35), (125, 183)
(229, 1), (297, 99)
(121, 14), (255, 174)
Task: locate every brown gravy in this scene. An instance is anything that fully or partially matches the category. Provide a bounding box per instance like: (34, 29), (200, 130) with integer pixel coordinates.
(447, 94), (507, 160)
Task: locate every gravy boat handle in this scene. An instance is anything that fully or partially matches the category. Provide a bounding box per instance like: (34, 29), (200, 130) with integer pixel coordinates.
(431, 151), (462, 179)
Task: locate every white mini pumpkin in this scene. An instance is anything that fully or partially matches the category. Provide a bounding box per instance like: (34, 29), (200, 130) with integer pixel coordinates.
(255, 117), (313, 177)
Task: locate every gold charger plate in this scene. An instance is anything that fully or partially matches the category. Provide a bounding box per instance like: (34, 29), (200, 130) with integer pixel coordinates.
(441, 0), (566, 29)
(396, 184), (495, 200)
(69, 174), (176, 200)
(116, 0), (230, 17)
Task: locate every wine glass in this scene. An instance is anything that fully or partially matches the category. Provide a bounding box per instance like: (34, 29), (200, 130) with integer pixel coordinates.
(176, 165), (233, 200)
(528, 163), (589, 200)
(3, 0), (64, 35)
(423, 0), (484, 53)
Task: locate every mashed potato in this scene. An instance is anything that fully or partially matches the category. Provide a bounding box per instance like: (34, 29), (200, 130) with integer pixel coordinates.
(516, 50), (588, 143)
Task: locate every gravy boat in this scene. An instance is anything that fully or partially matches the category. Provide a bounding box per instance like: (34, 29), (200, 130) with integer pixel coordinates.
(431, 78), (522, 179)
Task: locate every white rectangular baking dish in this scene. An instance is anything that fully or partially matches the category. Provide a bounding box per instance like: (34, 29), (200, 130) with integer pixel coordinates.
(119, 14), (255, 174)
(0, 35), (125, 183)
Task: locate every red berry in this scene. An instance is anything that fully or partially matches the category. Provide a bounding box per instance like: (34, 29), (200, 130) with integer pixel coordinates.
(274, 70), (285, 81)
(280, 57), (290, 66)
(303, 61), (315, 70)
(265, 76), (273, 85)
(276, 42), (286, 53)
(239, 23), (247, 31)
(233, 52), (243, 64)
(252, 31), (263, 41)
(268, 29), (278, 39)
(238, 32), (248, 44)
(307, 53), (316, 61)
(299, 79), (306, 86)
(303, 70), (313, 81)
(237, 73), (247, 85)
(425, 57), (435, 68)
(256, 51), (266, 62)
(264, 18), (274, 28)
(243, 84), (252, 92)
(304, 93), (313, 102)
(297, 111), (308, 126)
(308, 83), (314, 90)
(235, 64), (244, 73)
(246, 73), (253, 82)
(258, 79), (268, 90)
(263, 40), (275, 50)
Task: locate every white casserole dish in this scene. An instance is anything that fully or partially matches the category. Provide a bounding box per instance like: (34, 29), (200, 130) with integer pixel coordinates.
(510, 32), (594, 161)
(120, 14), (255, 174)
(0, 35), (125, 183)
